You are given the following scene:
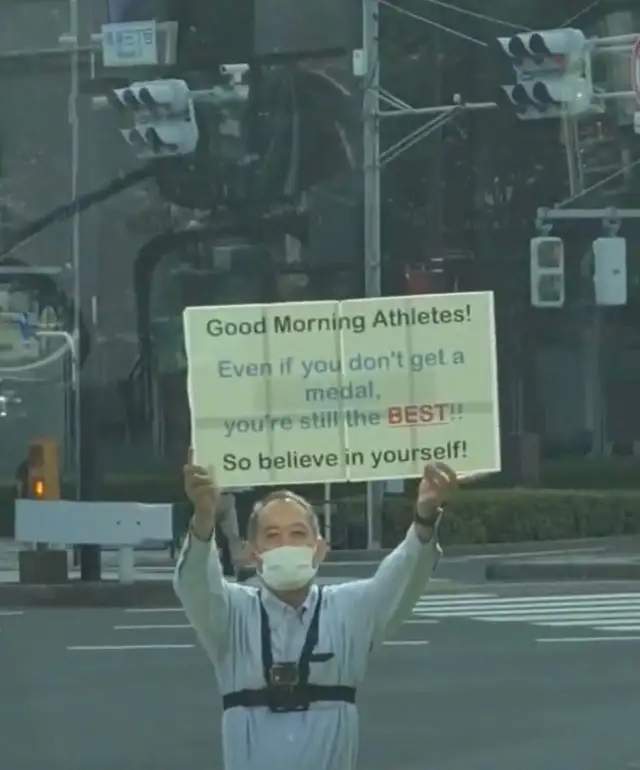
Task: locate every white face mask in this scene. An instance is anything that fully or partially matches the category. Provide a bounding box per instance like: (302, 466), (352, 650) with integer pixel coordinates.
(258, 545), (318, 591)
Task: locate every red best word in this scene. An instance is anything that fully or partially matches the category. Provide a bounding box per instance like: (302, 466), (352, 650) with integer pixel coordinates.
(388, 404), (449, 426)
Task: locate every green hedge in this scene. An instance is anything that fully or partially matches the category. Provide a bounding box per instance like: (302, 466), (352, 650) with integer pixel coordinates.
(4, 478), (640, 547)
(382, 488), (640, 547)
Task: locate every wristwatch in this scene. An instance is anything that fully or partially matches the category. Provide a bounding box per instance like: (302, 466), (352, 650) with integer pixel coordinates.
(189, 515), (215, 543)
(413, 504), (445, 530)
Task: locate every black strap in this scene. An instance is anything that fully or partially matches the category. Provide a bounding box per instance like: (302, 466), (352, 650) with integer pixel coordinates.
(259, 585), (324, 686)
(223, 586), (357, 712)
(223, 685), (356, 711)
(258, 594), (272, 685)
(297, 585), (324, 686)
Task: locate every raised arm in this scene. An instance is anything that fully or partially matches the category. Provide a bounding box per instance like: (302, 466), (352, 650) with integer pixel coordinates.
(173, 451), (231, 659)
(344, 463), (457, 644)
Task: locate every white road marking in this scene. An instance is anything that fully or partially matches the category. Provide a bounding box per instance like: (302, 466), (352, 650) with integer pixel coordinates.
(384, 640), (429, 646)
(414, 592), (640, 634)
(0, 611), (24, 616)
(479, 612), (640, 622)
(416, 593), (640, 608)
(590, 625), (640, 632)
(124, 608), (185, 613)
(415, 593), (495, 602)
(68, 644), (195, 651)
(446, 547), (606, 562)
(114, 624), (192, 630)
(537, 636), (640, 644)
(414, 607), (640, 619)
(403, 619), (439, 625)
(539, 619), (640, 627)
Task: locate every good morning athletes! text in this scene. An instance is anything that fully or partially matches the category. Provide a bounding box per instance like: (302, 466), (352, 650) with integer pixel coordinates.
(205, 305), (472, 338)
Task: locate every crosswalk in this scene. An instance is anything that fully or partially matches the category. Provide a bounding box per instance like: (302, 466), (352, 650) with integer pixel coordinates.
(413, 592), (640, 634)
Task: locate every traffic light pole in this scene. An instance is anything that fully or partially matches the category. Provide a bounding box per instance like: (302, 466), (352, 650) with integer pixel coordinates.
(363, 0), (383, 549)
(360, 0), (503, 548)
(70, 0), (82, 512)
(70, 0), (100, 580)
(559, 112), (606, 457)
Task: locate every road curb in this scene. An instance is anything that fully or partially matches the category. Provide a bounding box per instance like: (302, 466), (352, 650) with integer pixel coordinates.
(0, 574), (477, 608)
(485, 560), (640, 582)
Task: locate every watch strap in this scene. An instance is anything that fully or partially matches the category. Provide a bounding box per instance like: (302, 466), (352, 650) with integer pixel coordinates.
(413, 504), (445, 529)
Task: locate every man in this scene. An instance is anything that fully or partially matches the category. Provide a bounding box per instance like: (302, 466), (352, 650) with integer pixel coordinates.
(216, 489), (255, 582)
(215, 492), (243, 577)
(174, 451), (457, 770)
(15, 458), (28, 499)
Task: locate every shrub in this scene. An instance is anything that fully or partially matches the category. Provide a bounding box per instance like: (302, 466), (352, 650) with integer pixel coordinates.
(382, 488), (640, 547)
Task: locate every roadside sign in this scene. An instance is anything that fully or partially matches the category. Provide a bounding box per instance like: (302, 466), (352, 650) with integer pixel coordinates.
(631, 37), (640, 104)
(101, 21), (158, 67)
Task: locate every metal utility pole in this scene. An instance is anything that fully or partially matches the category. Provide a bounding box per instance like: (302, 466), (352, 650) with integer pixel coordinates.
(69, 0), (82, 510)
(560, 112), (606, 456)
(356, 16), (640, 545)
(363, 0), (381, 299)
(69, 0), (100, 579)
(359, 0), (500, 549)
(363, 0), (383, 549)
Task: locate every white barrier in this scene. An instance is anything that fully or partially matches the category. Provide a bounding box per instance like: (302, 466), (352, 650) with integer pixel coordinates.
(15, 500), (173, 583)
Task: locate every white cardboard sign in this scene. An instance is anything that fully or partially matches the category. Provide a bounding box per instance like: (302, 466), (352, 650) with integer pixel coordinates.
(184, 292), (501, 487)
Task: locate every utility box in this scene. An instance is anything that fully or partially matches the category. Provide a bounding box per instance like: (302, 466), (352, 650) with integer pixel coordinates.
(19, 550), (68, 584)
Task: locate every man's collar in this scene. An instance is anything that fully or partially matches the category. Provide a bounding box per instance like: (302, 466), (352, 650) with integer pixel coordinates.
(261, 582), (318, 617)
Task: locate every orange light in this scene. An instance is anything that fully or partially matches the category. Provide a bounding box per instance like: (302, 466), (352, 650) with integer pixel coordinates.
(26, 438), (60, 500)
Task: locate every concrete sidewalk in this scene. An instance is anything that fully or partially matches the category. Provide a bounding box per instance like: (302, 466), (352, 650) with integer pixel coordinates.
(484, 534), (640, 581)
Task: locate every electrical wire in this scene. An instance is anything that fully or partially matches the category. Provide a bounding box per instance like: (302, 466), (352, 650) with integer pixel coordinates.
(413, 0), (529, 31)
(380, 106), (463, 167)
(561, 0), (602, 27)
(379, 0), (489, 47)
(0, 164), (154, 261)
(556, 156), (640, 208)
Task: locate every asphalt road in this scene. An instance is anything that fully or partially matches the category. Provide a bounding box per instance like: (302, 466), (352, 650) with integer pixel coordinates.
(2, 582), (640, 770)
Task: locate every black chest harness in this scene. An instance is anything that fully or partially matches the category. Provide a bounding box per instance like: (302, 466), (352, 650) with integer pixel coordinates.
(222, 587), (357, 713)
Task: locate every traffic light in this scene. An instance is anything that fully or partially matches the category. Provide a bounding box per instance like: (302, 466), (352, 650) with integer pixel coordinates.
(531, 237), (565, 307)
(109, 79), (199, 158)
(498, 29), (593, 120)
(26, 437), (61, 500)
(593, 237), (627, 306)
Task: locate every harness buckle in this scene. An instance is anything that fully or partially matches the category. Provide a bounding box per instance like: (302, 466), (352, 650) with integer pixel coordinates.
(267, 663), (310, 712)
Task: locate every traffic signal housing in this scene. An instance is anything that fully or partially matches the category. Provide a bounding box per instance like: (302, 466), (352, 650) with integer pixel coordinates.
(109, 78), (199, 158)
(498, 29), (593, 120)
(531, 237), (565, 307)
(26, 437), (61, 500)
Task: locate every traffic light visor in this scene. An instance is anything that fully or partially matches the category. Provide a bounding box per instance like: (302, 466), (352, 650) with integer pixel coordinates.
(536, 240), (563, 268)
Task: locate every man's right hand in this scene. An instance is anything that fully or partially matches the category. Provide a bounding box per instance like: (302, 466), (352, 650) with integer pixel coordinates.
(184, 449), (219, 541)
